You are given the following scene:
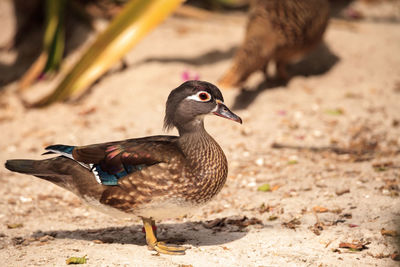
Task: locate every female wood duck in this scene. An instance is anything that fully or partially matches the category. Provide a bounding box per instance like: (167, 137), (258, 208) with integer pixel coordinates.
(5, 80), (242, 255)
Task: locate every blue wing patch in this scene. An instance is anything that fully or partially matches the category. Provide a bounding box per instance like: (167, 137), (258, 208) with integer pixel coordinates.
(44, 144), (146, 186)
(91, 164), (146, 185)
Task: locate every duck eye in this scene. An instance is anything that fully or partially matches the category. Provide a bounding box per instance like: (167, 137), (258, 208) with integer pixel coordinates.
(186, 91), (212, 102)
(198, 92), (211, 101)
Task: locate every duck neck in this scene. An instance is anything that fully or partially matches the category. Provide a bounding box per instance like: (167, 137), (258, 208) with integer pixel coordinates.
(177, 118), (212, 156)
(177, 119), (228, 202)
(176, 117), (205, 136)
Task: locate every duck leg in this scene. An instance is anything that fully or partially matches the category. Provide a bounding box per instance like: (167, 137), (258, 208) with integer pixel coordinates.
(276, 60), (289, 81)
(142, 218), (187, 255)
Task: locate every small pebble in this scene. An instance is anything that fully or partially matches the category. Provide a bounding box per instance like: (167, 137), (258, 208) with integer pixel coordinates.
(241, 127), (253, 136)
(313, 130), (322, 137)
(19, 196), (32, 203)
(255, 158), (264, 166)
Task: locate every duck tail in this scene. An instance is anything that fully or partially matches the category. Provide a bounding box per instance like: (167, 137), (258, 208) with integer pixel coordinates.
(5, 159), (44, 175)
(5, 157), (103, 197)
(5, 158), (72, 187)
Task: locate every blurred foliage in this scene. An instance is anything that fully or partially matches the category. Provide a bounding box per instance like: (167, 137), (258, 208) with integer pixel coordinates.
(23, 0), (184, 107)
(17, 0), (249, 107)
(19, 0), (66, 90)
(43, 0), (66, 74)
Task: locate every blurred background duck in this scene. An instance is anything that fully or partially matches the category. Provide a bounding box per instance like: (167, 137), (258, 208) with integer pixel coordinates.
(219, 0), (330, 88)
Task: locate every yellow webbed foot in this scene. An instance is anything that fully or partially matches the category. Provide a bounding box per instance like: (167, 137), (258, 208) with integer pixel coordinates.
(142, 218), (188, 255)
(151, 241), (187, 255)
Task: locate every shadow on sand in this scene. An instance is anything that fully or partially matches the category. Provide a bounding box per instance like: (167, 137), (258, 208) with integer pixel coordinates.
(30, 219), (251, 247)
(136, 46), (237, 67)
(232, 42), (340, 110)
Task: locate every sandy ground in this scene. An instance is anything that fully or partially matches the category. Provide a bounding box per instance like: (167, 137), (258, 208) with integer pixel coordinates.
(1, 1), (400, 266)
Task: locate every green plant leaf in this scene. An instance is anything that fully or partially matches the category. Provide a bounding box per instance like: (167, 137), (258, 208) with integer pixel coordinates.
(19, 0), (66, 90)
(30, 0), (185, 107)
(44, 0), (66, 73)
(66, 255), (87, 264)
(257, 183), (271, 192)
(324, 108), (344, 115)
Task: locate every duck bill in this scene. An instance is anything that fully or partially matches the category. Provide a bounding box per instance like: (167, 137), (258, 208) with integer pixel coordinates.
(213, 102), (242, 124)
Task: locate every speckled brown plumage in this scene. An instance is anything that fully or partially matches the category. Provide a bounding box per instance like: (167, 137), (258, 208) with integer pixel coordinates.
(219, 0), (330, 87)
(5, 80), (241, 255)
(99, 129), (228, 213)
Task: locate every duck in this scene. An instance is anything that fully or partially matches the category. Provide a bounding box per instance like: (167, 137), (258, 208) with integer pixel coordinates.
(219, 0), (330, 88)
(5, 80), (242, 255)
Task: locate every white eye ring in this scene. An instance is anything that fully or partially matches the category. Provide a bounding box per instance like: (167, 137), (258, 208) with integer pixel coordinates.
(186, 91), (212, 102)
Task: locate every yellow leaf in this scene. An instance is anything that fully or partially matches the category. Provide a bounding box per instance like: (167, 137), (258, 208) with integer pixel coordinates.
(257, 183), (271, 192)
(313, 206), (329, 213)
(381, 228), (398, 237)
(30, 0), (185, 107)
(7, 223), (23, 229)
(66, 255), (87, 264)
(271, 184), (281, 191)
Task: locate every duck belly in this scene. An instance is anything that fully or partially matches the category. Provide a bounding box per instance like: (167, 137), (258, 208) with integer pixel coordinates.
(135, 199), (200, 220)
(81, 195), (199, 220)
